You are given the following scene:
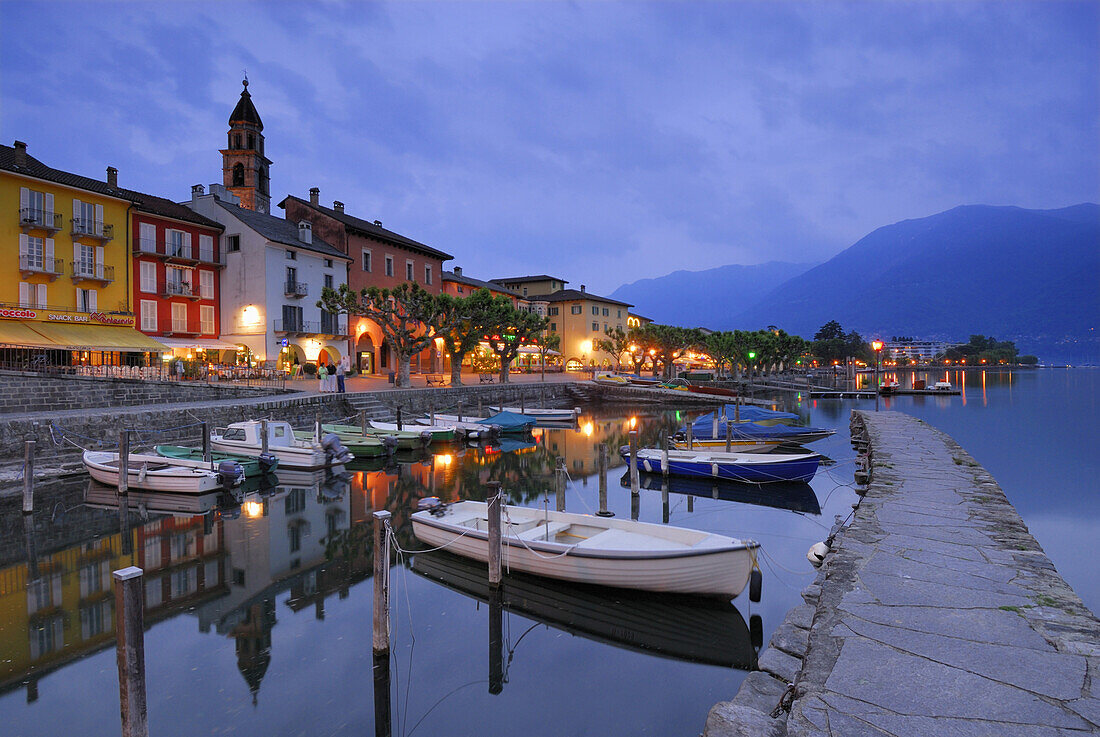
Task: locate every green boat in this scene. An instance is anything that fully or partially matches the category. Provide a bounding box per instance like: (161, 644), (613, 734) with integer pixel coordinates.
(293, 430), (390, 457)
(322, 423), (434, 451)
(154, 444), (279, 477)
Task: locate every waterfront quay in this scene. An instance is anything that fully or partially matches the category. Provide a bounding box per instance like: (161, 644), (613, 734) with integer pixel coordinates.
(707, 410), (1100, 736)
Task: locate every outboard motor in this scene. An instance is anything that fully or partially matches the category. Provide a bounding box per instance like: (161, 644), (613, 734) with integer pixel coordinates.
(488, 425), (503, 439)
(419, 430), (433, 447)
(256, 453), (278, 472)
(320, 433), (355, 465)
(217, 460), (245, 488)
(381, 435), (400, 455)
(417, 496), (442, 511)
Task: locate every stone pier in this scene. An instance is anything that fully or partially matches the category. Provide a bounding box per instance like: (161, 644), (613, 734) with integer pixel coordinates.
(706, 410), (1100, 737)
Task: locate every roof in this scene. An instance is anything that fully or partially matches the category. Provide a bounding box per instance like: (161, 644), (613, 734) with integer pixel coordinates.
(529, 289), (633, 307)
(229, 80), (263, 130)
(489, 275), (568, 285)
(0, 144), (222, 230)
(442, 270), (521, 297)
(214, 198), (350, 261)
(629, 312), (653, 322)
(278, 195), (453, 261)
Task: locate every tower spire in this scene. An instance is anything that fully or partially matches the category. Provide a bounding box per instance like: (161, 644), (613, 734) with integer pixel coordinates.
(221, 78), (271, 213)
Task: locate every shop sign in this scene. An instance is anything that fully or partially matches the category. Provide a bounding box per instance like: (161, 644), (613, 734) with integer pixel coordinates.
(0, 308), (134, 326)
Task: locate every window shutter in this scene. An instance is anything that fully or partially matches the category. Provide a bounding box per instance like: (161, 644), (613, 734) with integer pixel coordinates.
(73, 198), (81, 221)
(95, 204), (104, 224)
(73, 243), (80, 266)
(89, 290), (97, 312)
(18, 234), (28, 257)
(37, 284), (46, 306)
(20, 187), (29, 211)
(18, 283), (28, 306)
(140, 222), (155, 247)
(95, 245), (104, 268)
(183, 232), (192, 257)
(45, 238), (54, 268)
(44, 193), (54, 216)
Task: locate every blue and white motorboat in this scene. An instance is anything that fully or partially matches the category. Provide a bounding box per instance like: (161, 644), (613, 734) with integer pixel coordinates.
(678, 421), (835, 446)
(622, 447), (821, 483)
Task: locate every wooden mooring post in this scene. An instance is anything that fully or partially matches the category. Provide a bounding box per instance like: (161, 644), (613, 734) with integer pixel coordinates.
(113, 566), (148, 737)
(373, 652), (393, 737)
(487, 481), (503, 588)
(361, 410), (369, 436)
(118, 430), (130, 495)
(488, 588), (504, 695)
(260, 419), (270, 456)
(22, 440), (34, 514)
(596, 443), (614, 517)
(725, 421), (732, 452)
(396, 406), (403, 431)
(372, 510), (391, 654)
(201, 421), (211, 463)
(628, 430), (640, 496)
(555, 457), (566, 512)
(659, 430), (669, 478)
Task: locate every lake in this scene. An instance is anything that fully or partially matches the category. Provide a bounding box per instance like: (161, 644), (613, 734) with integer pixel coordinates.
(0, 368), (1093, 736)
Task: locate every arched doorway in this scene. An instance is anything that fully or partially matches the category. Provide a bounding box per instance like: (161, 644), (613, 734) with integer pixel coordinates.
(356, 333), (376, 374)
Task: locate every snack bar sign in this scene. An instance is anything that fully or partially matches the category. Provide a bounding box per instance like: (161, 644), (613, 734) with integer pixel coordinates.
(0, 308), (134, 326)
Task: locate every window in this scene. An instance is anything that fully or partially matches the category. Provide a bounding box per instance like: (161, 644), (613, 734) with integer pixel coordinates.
(617, 324), (622, 331)
(617, 310), (622, 318)
(73, 199), (98, 233)
(362, 249), (372, 272)
(424, 265), (432, 285)
(167, 229), (190, 258)
(199, 234), (214, 262)
(550, 322), (556, 331)
(571, 305), (582, 315)
(406, 260), (414, 281)
(76, 288), (96, 313)
(548, 307), (559, 316)
(166, 266), (189, 295)
(324, 258), (333, 268)
(226, 235), (240, 252)
(200, 305), (215, 334)
(457, 286), (464, 294)
(199, 270), (214, 299)
(247, 133), (254, 150)
(324, 274), (333, 289)
(74, 243), (95, 277)
(19, 187), (53, 226)
(385, 255), (394, 277)
(18, 282), (46, 309)
(171, 303), (187, 332)
(523, 287), (528, 296)
(602, 308), (609, 317)
(592, 306), (599, 315)
(140, 300), (157, 331)
(592, 321), (599, 331)
(286, 266), (297, 287)
(286, 249), (296, 260)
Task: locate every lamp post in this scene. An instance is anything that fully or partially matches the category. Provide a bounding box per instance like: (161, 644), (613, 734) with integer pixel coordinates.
(871, 340), (884, 411)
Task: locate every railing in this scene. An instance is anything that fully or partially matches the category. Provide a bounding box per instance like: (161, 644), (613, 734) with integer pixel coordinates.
(166, 243), (192, 260)
(198, 246), (215, 263)
(134, 238), (218, 264)
(273, 319), (318, 334)
(71, 219), (113, 240)
(163, 281), (194, 298)
(320, 318), (348, 336)
(284, 281), (308, 297)
(19, 208), (63, 231)
(165, 318), (202, 335)
(70, 261), (115, 283)
(19, 255), (64, 277)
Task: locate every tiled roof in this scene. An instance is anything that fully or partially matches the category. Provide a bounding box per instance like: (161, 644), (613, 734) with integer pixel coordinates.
(215, 198), (350, 260)
(278, 195), (453, 261)
(529, 289), (633, 307)
(229, 82), (263, 130)
(489, 274), (568, 285)
(0, 144), (222, 230)
(442, 270), (521, 297)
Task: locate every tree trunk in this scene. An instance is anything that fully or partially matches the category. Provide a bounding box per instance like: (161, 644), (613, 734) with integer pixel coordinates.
(450, 352), (463, 386)
(540, 354), (546, 382)
(499, 358), (512, 383)
(396, 355), (412, 387)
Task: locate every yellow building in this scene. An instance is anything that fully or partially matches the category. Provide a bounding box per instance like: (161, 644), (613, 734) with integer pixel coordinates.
(1, 141), (165, 368)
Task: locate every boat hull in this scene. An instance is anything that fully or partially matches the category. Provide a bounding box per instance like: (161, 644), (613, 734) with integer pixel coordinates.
(627, 450), (820, 483)
(83, 451), (227, 493)
(211, 439), (333, 468)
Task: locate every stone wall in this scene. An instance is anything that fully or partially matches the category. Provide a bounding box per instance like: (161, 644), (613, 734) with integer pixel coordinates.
(0, 370), (286, 415)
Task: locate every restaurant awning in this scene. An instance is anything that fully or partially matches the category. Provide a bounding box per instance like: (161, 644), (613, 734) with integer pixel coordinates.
(154, 337), (245, 351)
(0, 320), (56, 348)
(17, 322), (169, 352)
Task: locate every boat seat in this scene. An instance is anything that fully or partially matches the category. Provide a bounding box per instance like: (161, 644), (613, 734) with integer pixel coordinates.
(575, 528), (688, 551)
(515, 521), (572, 541)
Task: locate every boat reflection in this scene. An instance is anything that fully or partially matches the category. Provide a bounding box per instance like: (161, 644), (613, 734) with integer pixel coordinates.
(624, 473), (822, 515)
(411, 550), (759, 671)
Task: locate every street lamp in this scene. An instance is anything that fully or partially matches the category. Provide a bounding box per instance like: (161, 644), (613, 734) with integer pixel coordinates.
(871, 340), (884, 411)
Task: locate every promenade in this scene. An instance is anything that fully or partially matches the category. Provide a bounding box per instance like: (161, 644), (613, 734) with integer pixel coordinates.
(707, 410), (1100, 736)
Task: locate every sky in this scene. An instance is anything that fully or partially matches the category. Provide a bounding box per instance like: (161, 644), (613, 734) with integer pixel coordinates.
(1, 1), (1097, 295)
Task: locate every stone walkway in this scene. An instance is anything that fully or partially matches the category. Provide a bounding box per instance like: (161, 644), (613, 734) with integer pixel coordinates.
(706, 410), (1100, 736)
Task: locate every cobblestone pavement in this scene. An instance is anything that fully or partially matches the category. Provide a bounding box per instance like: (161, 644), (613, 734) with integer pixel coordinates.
(706, 410), (1100, 737)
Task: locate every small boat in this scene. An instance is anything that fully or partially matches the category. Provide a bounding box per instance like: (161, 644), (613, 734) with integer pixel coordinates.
(680, 421), (835, 445)
(84, 480), (230, 515)
(416, 416), (497, 439)
(933, 381), (953, 392)
(82, 450), (245, 493)
(294, 430), (391, 457)
(627, 376), (661, 387)
(658, 378), (691, 390)
(488, 406), (578, 422)
(630, 473), (821, 515)
(411, 500), (760, 598)
(671, 438), (781, 453)
(370, 419), (459, 442)
(323, 422), (434, 450)
(154, 444), (279, 476)
(212, 420), (354, 469)
(694, 406), (800, 428)
(431, 411), (536, 435)
(593, 373), (630, 386)
(878, 379), (900, 395)
(623, 447), (821, 483)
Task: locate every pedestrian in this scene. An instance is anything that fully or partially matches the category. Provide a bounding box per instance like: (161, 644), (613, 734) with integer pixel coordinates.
(293, 355), (301, 379)
(327, 362), (337, 393)
(317, 362), (328, 392)
(336, 358), (346, 393)
(175, 359), (185, 381)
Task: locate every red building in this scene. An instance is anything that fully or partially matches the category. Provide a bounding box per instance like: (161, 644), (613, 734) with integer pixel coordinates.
(130, 193), (225, 357)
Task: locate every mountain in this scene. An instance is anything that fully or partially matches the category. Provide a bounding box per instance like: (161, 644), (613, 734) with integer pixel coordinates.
(731, 204), (1099, 356)
(610, 261), (817, 326)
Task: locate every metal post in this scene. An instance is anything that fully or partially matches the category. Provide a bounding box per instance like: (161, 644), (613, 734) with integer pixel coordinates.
(487, 481), (502, 588)
(628, 430), (640, 496)
(596, 443), (613, 517)
(260, 419), (269, 456)
(113, 567), (148, 737)
(555, 457), (565, 512)
(725, 421), (732, 453)
(396, 406), (403, 431)
(372, 510), (391, 654)
(201, 421), (211, 463)
(118, 430), (129, 495)
(875, 352), (880, 412)
(361, 410), (369, 436)
(22, 440), (34, 514)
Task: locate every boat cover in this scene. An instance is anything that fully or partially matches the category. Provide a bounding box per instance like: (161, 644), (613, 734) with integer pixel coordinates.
(481, 411), (537, 430)
(692, 406), (799, 429)
(689, 421), (831, 440)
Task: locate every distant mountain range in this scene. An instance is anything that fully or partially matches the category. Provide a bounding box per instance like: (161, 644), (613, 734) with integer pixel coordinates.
(613, 204), (1100, 361)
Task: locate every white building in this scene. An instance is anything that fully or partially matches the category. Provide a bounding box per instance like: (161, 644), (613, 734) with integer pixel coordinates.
(883, 339), (956, 362)
(189, 184), (351, 368)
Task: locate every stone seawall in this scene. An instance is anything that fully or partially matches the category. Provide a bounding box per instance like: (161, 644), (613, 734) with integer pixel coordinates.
(0, 370), (285, 415)
(704, 410), (1100, 736)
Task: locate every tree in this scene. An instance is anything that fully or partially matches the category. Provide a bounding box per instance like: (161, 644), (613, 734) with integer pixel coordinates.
(704, 331), (740, 379)
(434, 289), (499, 386)
(647, 324), (704, 379)
(318, 282), (439, 388)
(596, 326), (631, 371)
(814, 320), (845, 341)
(482, 298), (549, 383)
(537, 332), (561, 381)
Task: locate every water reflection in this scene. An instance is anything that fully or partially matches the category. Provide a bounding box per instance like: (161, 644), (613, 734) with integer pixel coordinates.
(630, 474), (821, 515)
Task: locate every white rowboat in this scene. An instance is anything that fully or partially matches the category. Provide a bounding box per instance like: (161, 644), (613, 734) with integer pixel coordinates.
(412, 501), (760, 598)
(82, 450), (241, 493)
(488, 406), (579, 422)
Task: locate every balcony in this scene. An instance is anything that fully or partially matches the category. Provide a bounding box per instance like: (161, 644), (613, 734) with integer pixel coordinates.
(274, 319), (318, 335)
(320, 317), (349, 337)
(133, 238), (221, 267)
(19, 255), (64, 281)
(162, 281), (199, 300)
(284, 281), (308, 298)
(19, 208), (62, 234)
(70, 261), (114, 285)
(71, 219), (113, 242)
(165, 318), (202, 336)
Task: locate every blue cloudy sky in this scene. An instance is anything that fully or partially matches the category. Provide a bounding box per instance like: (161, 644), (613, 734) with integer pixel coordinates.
(2, 1), (1097, 294)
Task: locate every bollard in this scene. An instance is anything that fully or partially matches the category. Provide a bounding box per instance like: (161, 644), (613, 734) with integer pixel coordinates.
(22, 440), (34, 514)
(596, 443), (613, 517)
(113, 567), (148, 737)
(201, 421), (211, 464)
(361, 410), (369, 436)
(555, 457), (566, 512)
(487, 482), (503, 587)
(260, 419), (269, 456)
(372, 510), (391, 654)
(118, 430), (130, 495)
(628, 430), (640, 496)
(725, 421), (732, 453)
(396, 406), (403, 431)
(686, 422), (693, 451)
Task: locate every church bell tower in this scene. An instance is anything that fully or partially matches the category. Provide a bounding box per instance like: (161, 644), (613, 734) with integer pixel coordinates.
(220, 79), (272, 213)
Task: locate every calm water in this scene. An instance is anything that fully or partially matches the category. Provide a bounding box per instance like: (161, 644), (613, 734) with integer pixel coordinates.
(0, 368), (1094, 736)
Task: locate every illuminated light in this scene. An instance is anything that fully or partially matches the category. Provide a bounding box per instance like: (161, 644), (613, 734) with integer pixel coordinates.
(748, 352), (756, 359)
(243, 501), (263, 518)
(629, 416), (637, 429)
(438, 453), (453, 467)
(871, 341), (884, 352)
(582, 421), (594, 437)
(241, 305), (261, 326)
(580, 340), (593, 354)
(648, 349), (656, 356)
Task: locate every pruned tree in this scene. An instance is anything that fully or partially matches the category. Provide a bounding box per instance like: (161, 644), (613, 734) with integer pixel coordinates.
(536, 332), (561, 382)
(482, 298), (549, 383)
(434, 288), (499, 386)
(595, 326), (631, 371)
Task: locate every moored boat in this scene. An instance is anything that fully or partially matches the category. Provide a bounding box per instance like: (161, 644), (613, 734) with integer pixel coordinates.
(294, 429), (390, 457)
(154, 444), (278, 476)
(323, 422), (434, 449)
(430, 411), (536, 434)
(631, 473), (821, 515)
(369, 419), (459, 442)
(212, 420), (354, 468)
(679, 421), (835, 445)
(624, 447), (821, 483)
(415, 416), (498, 439)
(82, 450), (245, 493)
(671, 438), (781, 453)
(488, 406), (579, 422)
(593, 373), (630, 386)
(411, 500), (760, 598)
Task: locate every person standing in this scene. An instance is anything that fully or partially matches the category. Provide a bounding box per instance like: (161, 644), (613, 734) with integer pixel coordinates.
(317, 362), (328, 393)
(176, 359), (185, 381)
(336, 358), (346, 393)
(292, 355), (301, 379)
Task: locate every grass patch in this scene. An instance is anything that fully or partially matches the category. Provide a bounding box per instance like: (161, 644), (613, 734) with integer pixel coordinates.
(1033, 595), (1059, 608)
(999, 605), (1021, 612)
(953, 458), (963, 465)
